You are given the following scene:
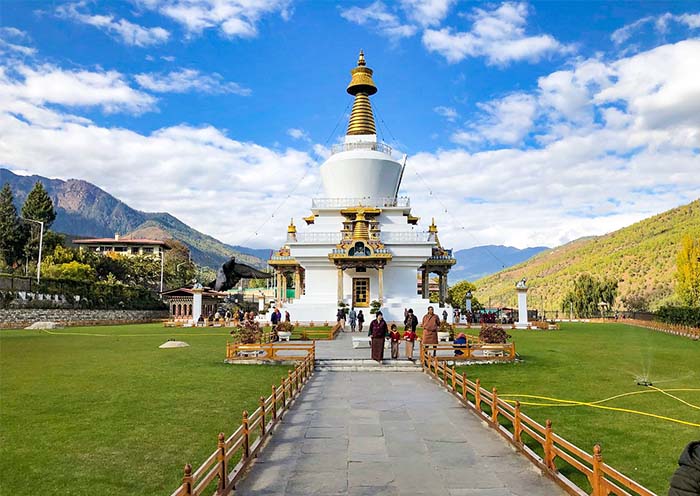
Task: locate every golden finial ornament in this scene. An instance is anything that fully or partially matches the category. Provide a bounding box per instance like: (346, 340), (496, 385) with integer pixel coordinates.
(346, 50), (377, 135)
(429, 218), (438, 233)
(352, 210), (370, 240)
(287, 218), (297, 234)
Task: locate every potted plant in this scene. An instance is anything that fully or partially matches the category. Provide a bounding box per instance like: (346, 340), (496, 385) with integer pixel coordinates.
(276, 321), (294, 341)
(369, 300), (381, 314)
(438, 320), (452, 342)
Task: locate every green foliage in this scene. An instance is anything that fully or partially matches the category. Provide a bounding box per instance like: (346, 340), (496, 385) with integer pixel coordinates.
(369, 299), (381, 314)
(41, 261), (96, 282)
(561, 274), (618, 318)
(0, 183), (28, 267)
(674, 235), (700, 306)
(656, 305), (700, 327)
(621, 292), (650, 312)
(447, 280), (482, 311)
(247, 278), (268, 289)
(21, 182), (56, 228)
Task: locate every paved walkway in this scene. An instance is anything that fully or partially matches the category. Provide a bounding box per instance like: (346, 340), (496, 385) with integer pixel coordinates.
(235, 371), (565, 495)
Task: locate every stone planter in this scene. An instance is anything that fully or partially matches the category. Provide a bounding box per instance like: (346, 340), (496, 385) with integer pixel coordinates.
(438, 331), (450, 342)
(277, 331), (292, 341)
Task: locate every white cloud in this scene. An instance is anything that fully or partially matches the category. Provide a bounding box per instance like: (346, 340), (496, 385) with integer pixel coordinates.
(0, 27), (36, 56)
(611, 11), (700, 45)
(57, 2), (170, 47)
(140, 0), (291, 38)
(1, 64), (156, 114)
(422, 2), (572, 65)
(400, 0), (455, 27)
(453, 93), (537, 145)
(340, 2), (417, 40)
(135, 69), (251, 95)
(287, 128), (310, 141)
(433, 105), (457, 121)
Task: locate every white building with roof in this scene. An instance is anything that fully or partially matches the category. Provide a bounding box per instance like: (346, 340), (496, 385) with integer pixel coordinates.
(268, 52), (455, 324)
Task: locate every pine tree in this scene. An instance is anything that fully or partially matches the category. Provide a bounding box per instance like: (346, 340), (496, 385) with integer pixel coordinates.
(675, 235), (700, 306)
(0, 183), (28, 267)
(21, 181), (56, 228)
(21, 181), (57, 263)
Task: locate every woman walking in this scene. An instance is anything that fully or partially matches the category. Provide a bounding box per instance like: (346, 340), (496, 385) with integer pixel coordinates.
(357, 310), (365, 334)
(369, 311), (388, 363)
(421, 306), (440, 356)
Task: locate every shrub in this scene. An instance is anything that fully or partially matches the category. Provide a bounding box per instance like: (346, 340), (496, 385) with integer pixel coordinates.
(656, 305), (700, 328)
(479, 325), (511, 344)
(276, 321), (294, 333)
(233, 319), (262, 344)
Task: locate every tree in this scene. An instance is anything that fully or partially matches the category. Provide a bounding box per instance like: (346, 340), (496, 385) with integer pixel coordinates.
(447, 280), (482, 312)
(561, 274), (618, 318)
(0, 183), (28, 268)
(42, 261), (96, 282)
(674, 235), (700, 306)
(21, 181), (56, 228)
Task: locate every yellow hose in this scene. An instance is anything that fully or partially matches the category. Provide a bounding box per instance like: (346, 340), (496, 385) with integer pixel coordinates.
(40, 329), (230, 337)
(500, 390), (700, 427)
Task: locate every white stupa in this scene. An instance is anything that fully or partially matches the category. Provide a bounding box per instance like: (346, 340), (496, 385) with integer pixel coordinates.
(269, 51), (455, 323)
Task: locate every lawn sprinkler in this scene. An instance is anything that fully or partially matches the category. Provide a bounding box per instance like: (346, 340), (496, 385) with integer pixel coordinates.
(636, 376), (653, 387)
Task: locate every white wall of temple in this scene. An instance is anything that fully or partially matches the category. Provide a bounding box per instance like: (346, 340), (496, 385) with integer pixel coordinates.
(320, 150), (403, 199)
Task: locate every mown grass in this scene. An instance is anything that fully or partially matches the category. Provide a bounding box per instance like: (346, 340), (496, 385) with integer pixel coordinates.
(0, 323), (291, 495)
(455, 322), (700, 494)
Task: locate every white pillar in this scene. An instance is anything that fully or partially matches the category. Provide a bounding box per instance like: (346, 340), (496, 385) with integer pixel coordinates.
(192, 287), (203, 323)
(516, 283), (528, 329)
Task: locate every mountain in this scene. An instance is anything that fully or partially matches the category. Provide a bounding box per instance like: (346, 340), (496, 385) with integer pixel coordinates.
(0, 168), (267, 269)
(473, 199), (700, 311)
(449, 245), (548, 282)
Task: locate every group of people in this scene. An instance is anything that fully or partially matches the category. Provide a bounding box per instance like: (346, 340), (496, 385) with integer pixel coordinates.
(368, 306), (446, 363)
(337, 307), (366, 332)
(270, 307), (291, 328)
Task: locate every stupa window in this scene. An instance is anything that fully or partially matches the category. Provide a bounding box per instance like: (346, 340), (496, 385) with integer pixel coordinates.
(349, 242), (371, 257)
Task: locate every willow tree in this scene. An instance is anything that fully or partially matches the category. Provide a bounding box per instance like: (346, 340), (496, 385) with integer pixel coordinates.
(675, 235), (700, 306)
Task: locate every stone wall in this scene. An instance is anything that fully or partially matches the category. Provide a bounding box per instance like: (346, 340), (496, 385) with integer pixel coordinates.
(0, 309), (169, 329)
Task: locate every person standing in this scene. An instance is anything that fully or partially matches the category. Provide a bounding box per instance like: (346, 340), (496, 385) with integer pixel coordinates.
(348, 307), (357, 332)
(421, 306), (440, 356)
(285, 310), (291, 322)
(357, 310), (365, 334)
(270, 306), (281, 330)
(404, 325), (418, 360)
(442, 309), (449, 323)
(389, 324), (401, 359)
(369, 311), (388, 363)
(336, 307), (346, 331)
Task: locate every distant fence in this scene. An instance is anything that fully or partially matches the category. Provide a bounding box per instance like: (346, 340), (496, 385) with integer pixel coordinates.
(225, 342), (315, 362)
(420, 342), (516, 362)
(169, 347), (315, 496)
(422, 353), (656, 496)
(621, 319), (699, 340)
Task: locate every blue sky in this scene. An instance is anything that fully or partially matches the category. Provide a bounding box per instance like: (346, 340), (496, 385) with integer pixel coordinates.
(1, 1), (699, 250)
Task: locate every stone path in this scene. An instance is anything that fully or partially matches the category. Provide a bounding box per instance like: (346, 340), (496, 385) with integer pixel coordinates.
(235, 371), (565, 495)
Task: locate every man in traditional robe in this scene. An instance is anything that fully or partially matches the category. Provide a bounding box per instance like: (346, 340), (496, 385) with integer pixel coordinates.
(421, 306), (440, 356)
(369, 311), (388, 363)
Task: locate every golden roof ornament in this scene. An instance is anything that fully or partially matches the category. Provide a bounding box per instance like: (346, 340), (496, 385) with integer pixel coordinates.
(346, 50), (377, 136)
(287, 218), (297, 234)
(428, 218), (438, 233)
(352, 210), (370, 240)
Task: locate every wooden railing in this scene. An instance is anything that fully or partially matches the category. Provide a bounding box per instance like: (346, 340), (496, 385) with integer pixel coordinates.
(170, 347), (315, 496)
(621, 319), (700, 340)
(225, 342), (315, 362)
(420, 341), (516, 362)
(421, 351), (657, 496)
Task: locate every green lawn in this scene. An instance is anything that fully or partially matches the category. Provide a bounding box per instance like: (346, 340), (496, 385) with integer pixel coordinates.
(456, 322), (700, 494)
(0, 323), (291, 496)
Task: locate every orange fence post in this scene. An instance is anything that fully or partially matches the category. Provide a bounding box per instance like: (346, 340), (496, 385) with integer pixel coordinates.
(451, 366), (456, 390)
(259, 396), (266, 436)
(271, 385), (277, 420)
(182, 463), (193, 496)
(217, 432), (226, 493)
(544, 419), (555, 471)
(242, 411), (250, 460)
(288, 370), (294, 396)
(475, 379), (482, 412)
(461, 372), (467, 403)
(591, 444), (603, 496)
(420, 344), (425, 370)
(281, 377), (286, 407)
(514, 401), (522, 445)
(491, 388), (499, 424)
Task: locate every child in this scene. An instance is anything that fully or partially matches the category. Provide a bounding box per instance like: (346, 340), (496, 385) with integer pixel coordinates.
(403, 325), (417, 360)
(454, 332), (467, 356)
(389, 324), (401, 359)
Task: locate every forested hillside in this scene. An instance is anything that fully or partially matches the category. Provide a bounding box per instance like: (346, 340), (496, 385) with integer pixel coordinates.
(474, 200), (700, 311)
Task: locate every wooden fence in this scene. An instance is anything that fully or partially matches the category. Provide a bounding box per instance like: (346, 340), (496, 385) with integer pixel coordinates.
(170, 346), (315, 496)
(621, 319), (699, 340)
(421, 350), (656, 496)
(225, 342), (315, 362)
(420, 341), (516, 362)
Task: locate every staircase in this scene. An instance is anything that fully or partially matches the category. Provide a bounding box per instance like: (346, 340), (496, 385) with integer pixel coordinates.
(315, 358), (422, 372)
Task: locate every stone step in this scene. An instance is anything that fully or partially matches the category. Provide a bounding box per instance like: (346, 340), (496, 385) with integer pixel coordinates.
(315, 359), (422, 372)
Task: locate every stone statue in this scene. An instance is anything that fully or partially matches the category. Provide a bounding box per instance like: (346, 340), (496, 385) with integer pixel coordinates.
(209, 257), (272, 292)
(516, 278), (527, 289)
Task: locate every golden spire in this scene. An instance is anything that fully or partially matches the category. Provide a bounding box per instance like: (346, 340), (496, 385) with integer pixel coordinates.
(346, 50), (377, 136)
(428, 218), (438, 233)
(352, 210), (370, 240)
(287, 218), (297, 234)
